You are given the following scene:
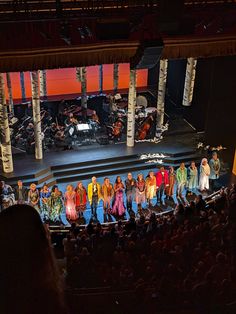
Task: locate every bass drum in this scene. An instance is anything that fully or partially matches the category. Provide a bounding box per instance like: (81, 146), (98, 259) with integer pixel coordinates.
(136, 95), (148, 109)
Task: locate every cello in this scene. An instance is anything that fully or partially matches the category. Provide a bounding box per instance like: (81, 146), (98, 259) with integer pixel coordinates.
(138, 114), (154, 140)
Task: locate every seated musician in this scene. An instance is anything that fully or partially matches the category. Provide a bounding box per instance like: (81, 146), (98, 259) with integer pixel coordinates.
(26, 122), (34, 136)
(91, 110), (100, 124)
(50, 122), (58, 138)
(65, 113), (78, 127)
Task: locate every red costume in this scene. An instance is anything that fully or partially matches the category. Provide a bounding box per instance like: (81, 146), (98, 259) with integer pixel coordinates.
(156, 170), (169, 188)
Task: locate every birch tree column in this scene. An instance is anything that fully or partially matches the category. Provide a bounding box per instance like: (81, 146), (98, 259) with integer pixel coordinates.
(126, 68), (136, 147)
(99, 65), (103, 94)
(80, 67), (87, 109)
(6, 73), (14, 114)
(39, 70), (47, 98)
(182, 57), (197, 106)
(156, 59), (168, 135)
(0, 73), (13, 173)
(113, 63), (119, 93)
(20, 72), (26, 102)
(30, 71), (43, 160)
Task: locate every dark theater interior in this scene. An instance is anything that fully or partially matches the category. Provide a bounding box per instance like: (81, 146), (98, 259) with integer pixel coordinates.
(0, 1), (236, 313)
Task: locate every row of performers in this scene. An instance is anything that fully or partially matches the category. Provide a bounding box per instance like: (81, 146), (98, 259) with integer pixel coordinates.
(5, 153), (220, 222)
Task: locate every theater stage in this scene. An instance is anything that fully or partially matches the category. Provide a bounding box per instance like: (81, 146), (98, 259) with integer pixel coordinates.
(0, 130), (204, 224)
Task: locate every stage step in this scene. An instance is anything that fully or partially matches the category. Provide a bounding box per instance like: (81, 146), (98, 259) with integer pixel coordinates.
(53, 153), (200, 179)
(55, 158), (202, 183)
(6, 170), (56, 187)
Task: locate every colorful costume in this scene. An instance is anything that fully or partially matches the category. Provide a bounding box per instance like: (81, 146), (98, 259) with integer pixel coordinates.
(187, 166), (198, 191)
(28, 188), (40, 212)
(112, 183), (126, 217)
(87, 182), (101, 216)
(64, 190), (77, 221)
(50, 190), (64, 222)
(145, 175), (156, 204)
(156, 170), (169, 202)
(75, 186), (87, 217)
(176, 167), (187, 197)
(167, 170), (176, 197)
(101, 183), (114, 213)
(209, 156), (221, 191)
(40, 189), (51, 220)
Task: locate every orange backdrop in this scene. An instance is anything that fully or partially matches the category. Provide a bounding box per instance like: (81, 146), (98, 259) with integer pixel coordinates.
(5, 64), (147, 101)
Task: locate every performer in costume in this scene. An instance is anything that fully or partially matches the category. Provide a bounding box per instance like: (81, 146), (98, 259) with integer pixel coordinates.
(176, 163), (187, 198)
(28, 183), (40, 212)
(199, 158), (211, 192)
(187, 161), (198, 194)
(75, 182), (87, 218)
(145, 171), (156, 207)
(64, 185), (77, 221)
(50, 185), (64, 222)
(209, 152), (221, 192)
(135, 173), (146, 214)
(112, 176), (126, 217)
(0, 181), (15, 210)
(125, 173), (136, 213)
(156, 166), (169, 205)
(101, 177), (114, 215)
(87, 177), (101, 218)
(40, 183), (51, 220)
(166, 166), (176, 200)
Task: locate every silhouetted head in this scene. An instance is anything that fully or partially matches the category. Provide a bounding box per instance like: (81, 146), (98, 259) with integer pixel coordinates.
(0, 205), (67, 314)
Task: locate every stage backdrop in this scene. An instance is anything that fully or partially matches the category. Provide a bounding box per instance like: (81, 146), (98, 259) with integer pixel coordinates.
(5, 64), (147, 102)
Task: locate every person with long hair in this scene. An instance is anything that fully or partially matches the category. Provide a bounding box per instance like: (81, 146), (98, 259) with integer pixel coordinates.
(101, 177), (114, 215)
(0, 204), (67, 314)
(64, 184), (77, 221)
(28, 183), (40, 212)
(40, 183), (51, 221)
(75, 182), (87, 218)
(112, 176), (126, 217)
(50, 185), (64, 222)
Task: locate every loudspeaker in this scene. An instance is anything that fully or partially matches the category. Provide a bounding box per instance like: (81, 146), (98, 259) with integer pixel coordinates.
(131, 40), (164, 69)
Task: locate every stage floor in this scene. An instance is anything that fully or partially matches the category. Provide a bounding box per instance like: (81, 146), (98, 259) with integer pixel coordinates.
(1, 132), (199, 179)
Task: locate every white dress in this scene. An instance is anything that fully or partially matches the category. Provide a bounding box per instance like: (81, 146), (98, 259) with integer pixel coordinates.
(199, 164), (210, 191)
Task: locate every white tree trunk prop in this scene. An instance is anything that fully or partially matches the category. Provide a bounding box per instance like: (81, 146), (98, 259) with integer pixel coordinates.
(113, 63), (119, 92)
(39, 70), (47, 98)
(182, 57), (197, 106)
(6, 73), (14, 114)
(30, 71), (43, 160)
(76, 67), (81, 82)
(80, 67), (87, 109)
(99, 65), (103, 94)
(156, 59), (168, 133)
(0, 73), (13, 173)
(126, 69), (136, 147)
(20, 72), (26, 102)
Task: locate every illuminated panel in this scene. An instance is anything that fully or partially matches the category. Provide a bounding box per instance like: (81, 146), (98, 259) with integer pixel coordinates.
(5, 64), (148, 101)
